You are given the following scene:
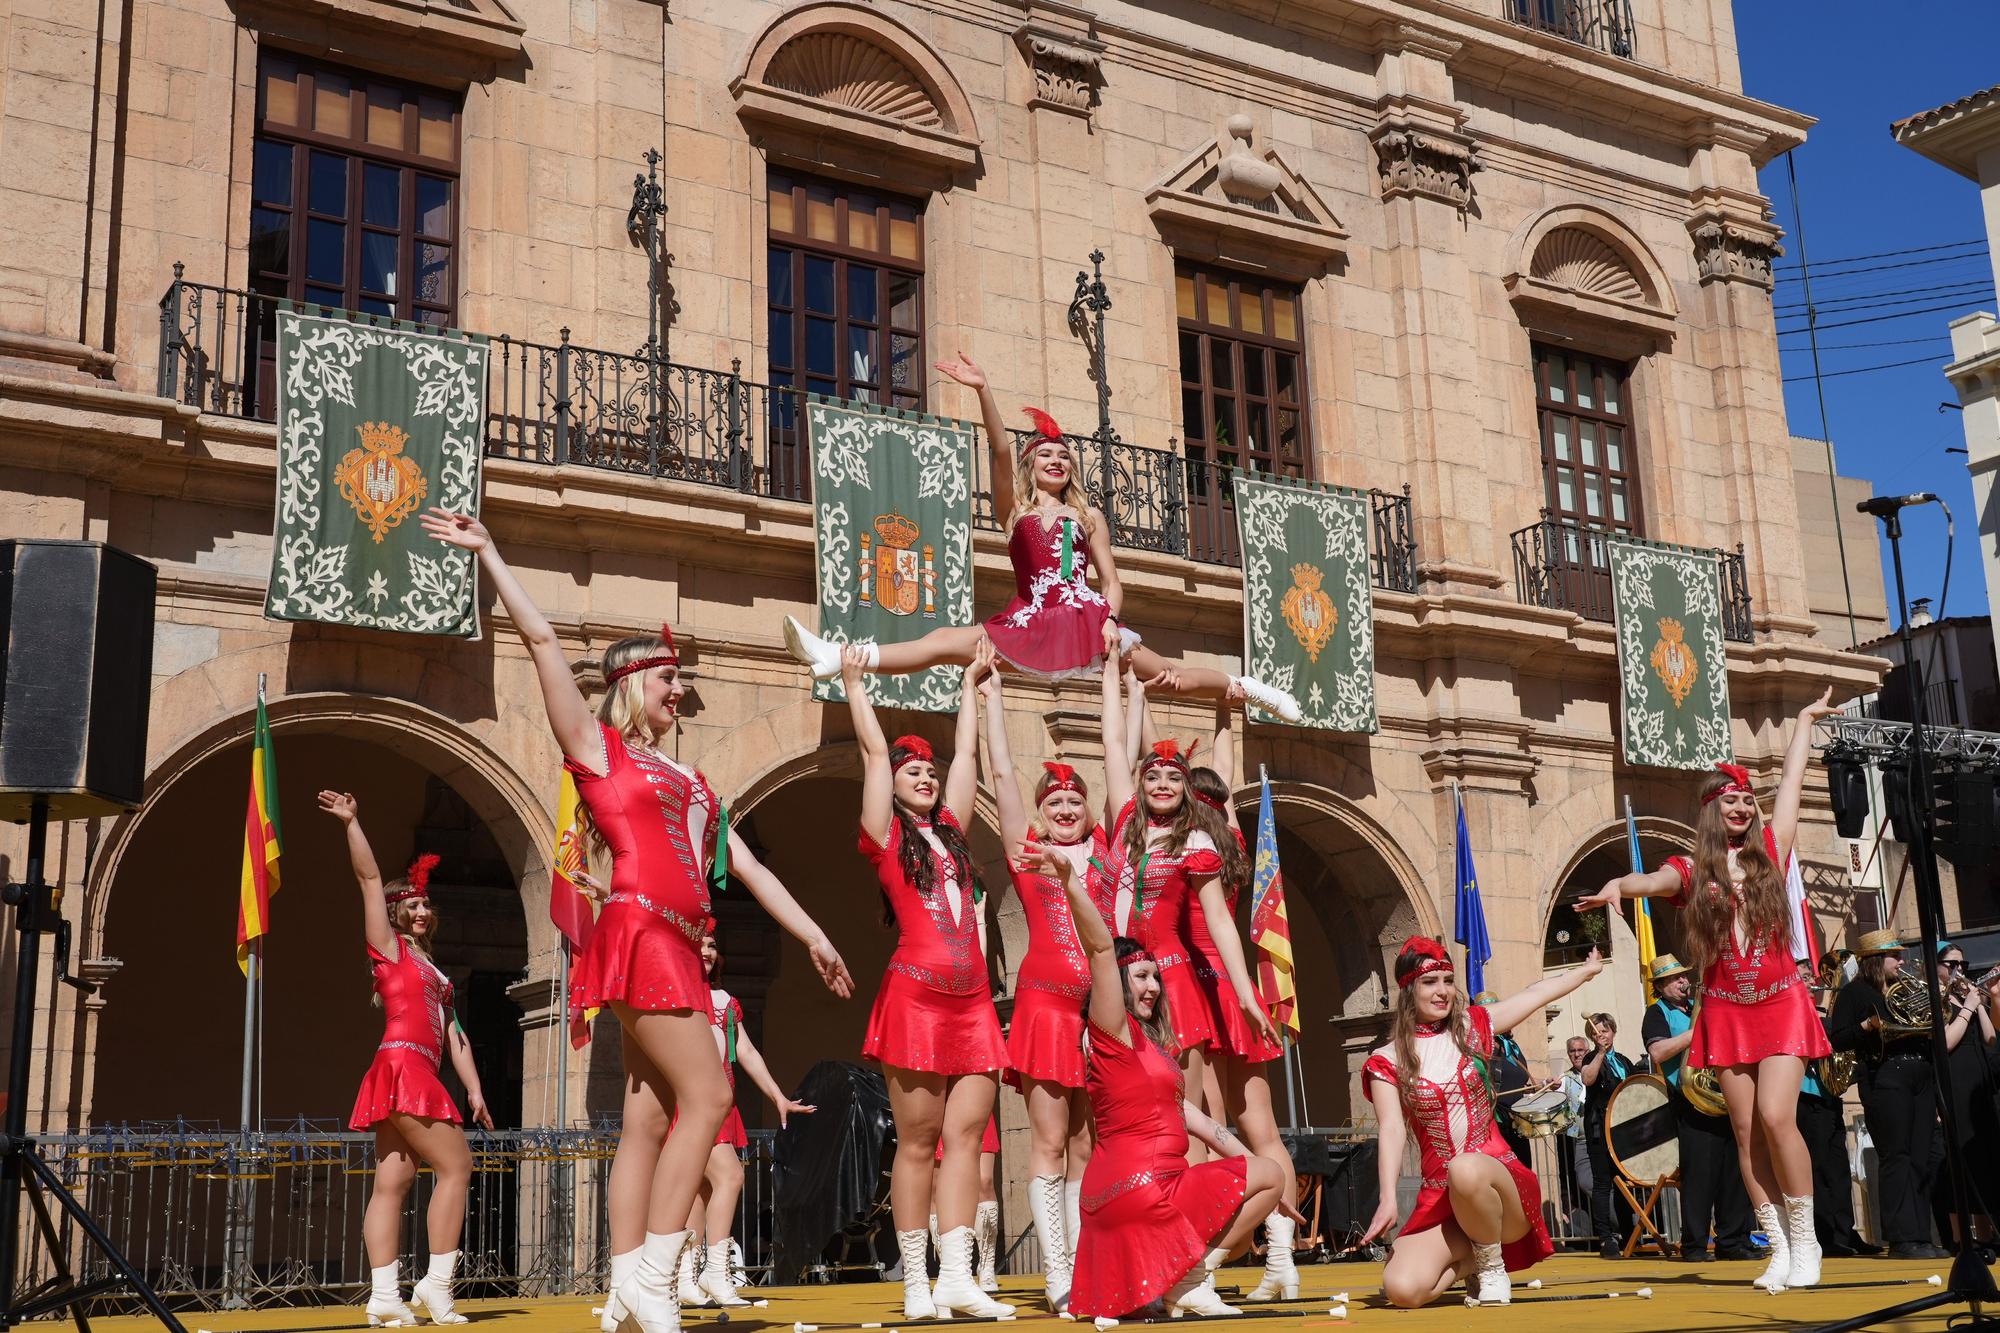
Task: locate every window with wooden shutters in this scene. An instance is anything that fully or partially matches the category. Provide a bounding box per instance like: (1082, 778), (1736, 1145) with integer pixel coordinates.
(1533, 343), (1641, 614)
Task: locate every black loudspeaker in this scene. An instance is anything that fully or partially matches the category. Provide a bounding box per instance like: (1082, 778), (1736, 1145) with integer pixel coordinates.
(0, 541), (157, 820)
(1937, 767), (1999, 865)
(1882, 760), (1919, 845)
(1825, 745), (1871, 840)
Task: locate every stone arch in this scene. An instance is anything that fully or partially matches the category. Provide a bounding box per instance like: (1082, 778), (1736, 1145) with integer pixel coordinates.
(1514, 205), (1678, 316)
(739, 3), (978, 139)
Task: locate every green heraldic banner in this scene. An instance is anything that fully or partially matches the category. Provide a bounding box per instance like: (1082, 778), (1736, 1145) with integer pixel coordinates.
(1233, 473), (1377, 732)
(268, 309), (489, 637)
(1609, 537), (1732, 770)
(808, 396), (975, 714)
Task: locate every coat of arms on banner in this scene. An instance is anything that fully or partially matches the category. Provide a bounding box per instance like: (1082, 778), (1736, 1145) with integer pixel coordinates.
(859, 513), (936, 618)
(269, 308), (488, 638)
(1280, 563), (1337, 662)
(1609, 538), (1732, 770)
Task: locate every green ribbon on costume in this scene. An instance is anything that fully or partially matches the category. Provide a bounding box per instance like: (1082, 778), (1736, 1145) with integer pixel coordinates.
(1060, 516), (1076, 581)
(1130, 852), (1152, 915)
(724, 1004), (738, 1065)
(711, 803), (731, 894)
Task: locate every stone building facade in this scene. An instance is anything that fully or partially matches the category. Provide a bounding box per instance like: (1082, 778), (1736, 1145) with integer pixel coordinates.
(2, 0), (1894, 1232)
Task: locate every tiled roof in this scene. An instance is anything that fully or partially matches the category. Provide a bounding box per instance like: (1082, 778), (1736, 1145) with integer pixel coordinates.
(1892, 85), (2000, 140)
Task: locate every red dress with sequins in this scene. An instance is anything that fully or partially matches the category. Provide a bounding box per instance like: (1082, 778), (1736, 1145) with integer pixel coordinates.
(671, 986), (749, 1149)
(1106, 799), (1217, 1055)
(1362, 1008), (1552, 1273)
(859, 810), (1007, 1075)
(350, 943), (461, 1130)
(985, 512), (1125, 680)
(1005, 827), (1113, 1090)
(1663, 830), (1831, 1068)
(565, 723), (717, 1033)
(1069, 1014), (1248, 1318)
(1188, 828), (1281, 1063)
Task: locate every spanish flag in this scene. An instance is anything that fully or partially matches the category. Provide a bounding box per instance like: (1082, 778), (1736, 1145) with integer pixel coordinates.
(550, 771), (600, 1047)
(236, 692), (281, 975)
(1250, 768), (1298, 1038)
(1627, 797), (1657, 1001)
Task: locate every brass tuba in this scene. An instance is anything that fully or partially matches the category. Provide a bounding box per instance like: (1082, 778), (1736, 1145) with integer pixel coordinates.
(1813, 1049), (1858, 1098)
(1681, 1064), (1728, 1117)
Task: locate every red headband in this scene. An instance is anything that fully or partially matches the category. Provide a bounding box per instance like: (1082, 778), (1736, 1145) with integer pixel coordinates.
(702, 914), (718, 938)
(1120, 944), (1155, 966)
(1703, 761), (1754, 805)
(605, 624), (681, 685)
(892, 735), (935, 763)
(1041, 761), (1084, 797)
(1192, 789), (1227, 813)
(1397, 936), (1451, 989)
(1140, 739), (1196, 775)
(1021, 407), (1065, 445)
(386, 852), (441, 905)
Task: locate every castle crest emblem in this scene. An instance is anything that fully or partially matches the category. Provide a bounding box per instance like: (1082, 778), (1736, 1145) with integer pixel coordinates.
(857, 512), (936, 618)
(335, 420), (428, 544)
(1650, 616), (1699, 707)
(1280, 562), (1337, 662)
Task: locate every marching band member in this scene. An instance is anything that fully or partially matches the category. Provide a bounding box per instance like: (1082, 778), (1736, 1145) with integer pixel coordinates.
(1578, 1013), (1634, 1258)
(1796, 956), (1875, 1258)
(1639, 955), (1758, 1262)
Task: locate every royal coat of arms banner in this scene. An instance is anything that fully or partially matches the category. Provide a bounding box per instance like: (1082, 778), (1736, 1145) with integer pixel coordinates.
(807, 395), (975, 713)
(267, 309), (488, 637)
(1232, 473), (1376, 732)
(1608, 536), (1732, 770)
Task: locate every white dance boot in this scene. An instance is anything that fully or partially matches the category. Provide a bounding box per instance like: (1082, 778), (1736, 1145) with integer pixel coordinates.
(698, 1238), (749, 1307)
(1064, 1181), (1082, 1263)
(898, 1229), (938, 1319)
(1463, 1241), (1509, 1306)
(1030, 1174), (1072, 1312)
(367, 1262), (417, 1327)
(597, 1248), (641, 1333)
(1166, 1248), (1238, 1318)
(781, 616), (857, 680)
(976, 1201), (1001, 1292)
(1784, 1194), (1822, 1290)
(1234, 676), (1301, 724)
(410, 1250), (466, 1324)
(677, 1238), (709, 1307)
(615, 1231), (690, 1333)
(1245, 1213), (1299, 1300)
(933, 1226), (1015, 1319)
(1752, 1202), (1791, 1293)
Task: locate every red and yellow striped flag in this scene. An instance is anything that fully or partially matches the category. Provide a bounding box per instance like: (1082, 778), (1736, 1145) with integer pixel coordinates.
(550, 770), (601, 1047)
(236, 692), (281, 974)
(1250, 769), (1298, 1038)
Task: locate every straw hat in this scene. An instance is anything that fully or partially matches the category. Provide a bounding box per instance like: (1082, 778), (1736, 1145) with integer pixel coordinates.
(1647, 954), (1692, 983)
(1853, 929), (1905, 957)
(1472, 991), (1499, 1006)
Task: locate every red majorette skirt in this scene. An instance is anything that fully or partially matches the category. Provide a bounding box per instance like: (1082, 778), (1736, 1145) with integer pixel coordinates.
(1005, 985), (1089, 1090)
(985, 604), (1140, 682)
(1400, 1136), (1553, 1273)
(568, 899), (708, 1022)
(1688, 978), (1832, 1069)
(1069, 1156), (1248, 1317)
(862, 970), (1007, 1076)
(1158, 959), (1215, 1056)
(1194, 959), (1282, 1064)
(350, 1045), (461, 1131)
(934, 1116), (1001, 1160)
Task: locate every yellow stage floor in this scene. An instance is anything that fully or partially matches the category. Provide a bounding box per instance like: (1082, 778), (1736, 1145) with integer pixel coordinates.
(105, 1254), (1983, 1333)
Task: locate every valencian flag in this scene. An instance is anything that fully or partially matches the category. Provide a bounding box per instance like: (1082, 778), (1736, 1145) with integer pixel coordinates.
(1452, 783), (1491, 997)
(236, 690), (282, 974)
(1628, 797), (1659, 1001)
(549, 771), (601, 1047)
(1250, 769), (1297, 1038)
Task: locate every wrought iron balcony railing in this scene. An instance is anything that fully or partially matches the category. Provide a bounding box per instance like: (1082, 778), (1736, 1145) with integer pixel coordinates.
(1511, 514), (1754, 643)
(1506, 0), (1637, 58)
(156, 269), (1416, 590)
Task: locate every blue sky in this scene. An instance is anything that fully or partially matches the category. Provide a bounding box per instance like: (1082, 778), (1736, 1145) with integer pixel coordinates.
(1739, 5), (2000, 632)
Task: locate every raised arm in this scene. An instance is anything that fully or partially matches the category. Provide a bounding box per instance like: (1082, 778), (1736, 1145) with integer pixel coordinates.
(1028, 839), (1124, 1035)
(935, 352), (1013, 521)
(1100, 657), (1136, 819)
(979, 657), (1029, 850)
(1081, 507), (1122, 622)
(446, 1019), (494, 1129)
(1196, 876), (1279, 1046)
(421, 509), (599, 769)
(317, 790), (395, 960)
(1772, 687), (1841, 866)
(943, 643), (987, 830)
(1130, 666), (1153, 772)
(735, 1025), (816, 1127)
(1211, 691), (1245, 837)
(729, 832), (854, 998)
(1573, 865), (1684, 915)
(843, 647), (895, 848)
(1485, 948), (1603, 1037)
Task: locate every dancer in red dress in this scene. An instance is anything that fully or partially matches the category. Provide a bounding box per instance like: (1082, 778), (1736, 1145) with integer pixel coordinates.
(929, 1118), (1003, 1293)
(841, 642), (1012, 1319)
(1362, 938), (1600, 1308)
(423, 510), (853, 1333)
(1020, 840), (1294, 1323)
(318, 792), (494, 1327)
(779, 353), (1299, 721)
(1579, 688), (1842, 1292)
(976, 663), (1108, 1310)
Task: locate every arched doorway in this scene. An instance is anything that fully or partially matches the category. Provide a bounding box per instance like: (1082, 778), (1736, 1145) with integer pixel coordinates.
(1540, 820), (1692, 1054)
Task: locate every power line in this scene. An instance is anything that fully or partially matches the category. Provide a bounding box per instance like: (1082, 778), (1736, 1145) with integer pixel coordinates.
(1773, 278), (1995, 313)
(1775, 297), (1997, 336)
(1781, 353), (1949, 383)
(1776, 334), (1953, 352)
(1775, 251), (1991, 284)
(1772, 237), (1986, 272)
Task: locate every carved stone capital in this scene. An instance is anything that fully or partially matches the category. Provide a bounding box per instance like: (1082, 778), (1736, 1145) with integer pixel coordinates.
(1015, 25), (1105, 117)
(1371, 120), (1480, 210)
(1687, 208), (1784, 290)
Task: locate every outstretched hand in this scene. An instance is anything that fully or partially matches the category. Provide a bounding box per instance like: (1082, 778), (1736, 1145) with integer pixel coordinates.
(776, 1096), (816, 1129)
(1573, 880), (1622, 913)
(1800, 686), (1842, 725)
(1579, 946), (1605, 980)
(317, 790), (358, 823)
(419, 506), (491, 553)
(934, 350), (987, 390)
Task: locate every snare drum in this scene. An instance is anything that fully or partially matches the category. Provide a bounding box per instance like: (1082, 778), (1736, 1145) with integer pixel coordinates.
(1508, 1089), (1575, 1139)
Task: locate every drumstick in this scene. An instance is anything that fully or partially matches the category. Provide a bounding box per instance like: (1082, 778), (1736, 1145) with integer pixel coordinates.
(1494, 1287), (1652, 1305)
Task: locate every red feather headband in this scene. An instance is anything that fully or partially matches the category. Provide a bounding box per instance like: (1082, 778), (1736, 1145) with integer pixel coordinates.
(605, 624), (680, 686)
(1140, 739), (1197, 775)
(1192, 789), (1228, 813)
(1703, 761), (1754, 805)
(891, 735), (935, 763)
(1396, 935), (1451, 989)
(386, 852), (441, 905)
(1041, 761), (1084, 797)
(1020, 407), (1065, 445)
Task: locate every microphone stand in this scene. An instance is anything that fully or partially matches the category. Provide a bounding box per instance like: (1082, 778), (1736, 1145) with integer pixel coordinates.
(1812, 503), (2000, 1333)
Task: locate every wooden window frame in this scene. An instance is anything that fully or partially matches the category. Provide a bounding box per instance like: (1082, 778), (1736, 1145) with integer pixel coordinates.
(1533, 343), (1641, 536)
(1175, 263), (1312, 480)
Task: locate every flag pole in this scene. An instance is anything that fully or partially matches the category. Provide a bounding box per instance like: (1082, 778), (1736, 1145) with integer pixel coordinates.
(1453, 779), (1463, 980)
(239, 672), (265, 1135)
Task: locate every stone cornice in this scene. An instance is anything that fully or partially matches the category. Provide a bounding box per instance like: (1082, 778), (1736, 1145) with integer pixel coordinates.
(244, 0), (526, 70)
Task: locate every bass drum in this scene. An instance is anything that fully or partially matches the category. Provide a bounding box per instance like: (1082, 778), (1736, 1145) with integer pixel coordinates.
(1604, 1073), (1679, 1186)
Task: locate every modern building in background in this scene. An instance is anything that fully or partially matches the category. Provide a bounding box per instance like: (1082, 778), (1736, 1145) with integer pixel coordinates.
(1791, 434), (1891, 649)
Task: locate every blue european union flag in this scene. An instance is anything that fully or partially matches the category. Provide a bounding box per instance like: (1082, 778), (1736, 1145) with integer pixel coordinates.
(1453, 787), (1491, 996)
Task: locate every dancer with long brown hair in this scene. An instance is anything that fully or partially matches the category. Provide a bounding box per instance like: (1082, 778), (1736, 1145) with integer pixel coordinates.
(1578, 688), (1842, 1291)
(780, 352), (1299, 721)
(319, 791), (494, 1327)
(422, 509), (853, 1333)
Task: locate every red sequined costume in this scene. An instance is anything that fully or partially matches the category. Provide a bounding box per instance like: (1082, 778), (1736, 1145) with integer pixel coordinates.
(1005, 827), (1113, 1089)
(859, 808), (1008, 1075)
(1361, 1007), (1552, 1272)
(1662, 828), (1831, 1068)
(565, 722), (718, 1030)
(984, 512), (1135, 679)
(671, 986), (749, 1149)
(1068, 1014), (1248, 1317)
(350, 943), (461, 1130)
(1188, 827), (1281, 1063)
(1106, 798), (1217, 1054)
